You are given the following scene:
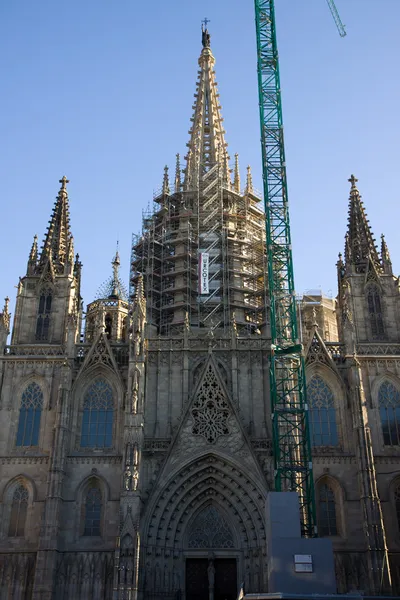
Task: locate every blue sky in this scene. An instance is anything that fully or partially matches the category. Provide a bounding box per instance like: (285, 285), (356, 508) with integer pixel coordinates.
(1, 0), (399, 320)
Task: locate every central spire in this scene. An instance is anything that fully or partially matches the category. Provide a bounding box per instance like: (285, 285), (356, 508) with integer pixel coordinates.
(183, 26), (230, 190)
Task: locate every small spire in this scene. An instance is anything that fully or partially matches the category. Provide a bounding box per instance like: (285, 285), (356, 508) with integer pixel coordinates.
(233, 153), (240, 193)
(27, 234), (38, 274)
(0, 296), (11, 332)
(174, 153), (182, 193)
(95, 244), (128, 301)
(162, 166), (170, 195)
(67, 235), (74, 264)
(30, 234), (38, 261)
(381, 234), (393, 275)
(111, 246), (121, 297)
(245, 165), (253, 194)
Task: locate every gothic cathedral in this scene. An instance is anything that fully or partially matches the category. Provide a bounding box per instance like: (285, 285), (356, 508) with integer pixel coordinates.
(1, 30), (400, 600)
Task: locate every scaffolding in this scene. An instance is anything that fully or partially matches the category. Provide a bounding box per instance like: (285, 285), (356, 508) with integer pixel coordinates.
(130, 162), (268, 337)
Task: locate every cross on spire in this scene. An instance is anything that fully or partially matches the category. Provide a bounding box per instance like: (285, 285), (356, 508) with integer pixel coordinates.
(348, 174), (358, 190)
(59, 175), (69, 190)
(202, 17), (210, 28)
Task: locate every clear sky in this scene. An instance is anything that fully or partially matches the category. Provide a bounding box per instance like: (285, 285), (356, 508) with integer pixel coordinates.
(1, 0), (399, 322)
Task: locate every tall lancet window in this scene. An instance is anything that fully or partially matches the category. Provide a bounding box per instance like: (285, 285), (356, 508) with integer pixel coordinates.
(16, 382), (43, 447)
(9, 484), (29, 537)
(318, 482), (338, 537)
(35, 288), (53, 341)
(379, 380), (400, 446)
(81, 380), (114, 448)
(394, 482), (400, 532)
(83, 483), (102, 536)
(307, 375), (338, 446)
(367, 285), (385, 339)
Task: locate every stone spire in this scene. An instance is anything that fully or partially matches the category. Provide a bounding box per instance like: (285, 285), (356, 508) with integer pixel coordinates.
(96, 246), (128, 301)
(27, 234), (38, 275)
(345, 175), (381, 274)
(162, 166), (170, 195)
(381, 234), (393, 275)
(39, 176), (72, 274)
(245, 165), (253, 194)
(183, 26), (230, 190)
(233, 153), (240, 193)
(174, 153), (182, 193)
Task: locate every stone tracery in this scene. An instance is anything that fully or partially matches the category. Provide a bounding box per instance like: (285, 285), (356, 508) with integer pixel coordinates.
(192, 364), (230, 443)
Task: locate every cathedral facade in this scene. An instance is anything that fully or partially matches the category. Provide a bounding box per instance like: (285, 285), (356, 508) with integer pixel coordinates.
(1, 30), (400, 600)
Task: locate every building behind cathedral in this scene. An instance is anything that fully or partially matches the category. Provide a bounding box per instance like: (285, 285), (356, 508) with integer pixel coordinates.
(1, 30), (400, 600)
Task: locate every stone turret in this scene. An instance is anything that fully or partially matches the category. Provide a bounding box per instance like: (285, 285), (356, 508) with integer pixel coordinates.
(85, 249), (129, 344)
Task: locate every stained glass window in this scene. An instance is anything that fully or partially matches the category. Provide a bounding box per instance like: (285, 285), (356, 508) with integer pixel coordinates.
(83, 486), (102, 536)
(188, 506), (234, 549)
(16, 382), (43, 446)
(35, 289), (52, 341)
(307, 376), (338, 446)
(81, 380), (113, 448)
(379, 381), (400, 446)
(318, 483), (338, 536)
(367, 285), (385, 339)
(8, 485), (28, 537)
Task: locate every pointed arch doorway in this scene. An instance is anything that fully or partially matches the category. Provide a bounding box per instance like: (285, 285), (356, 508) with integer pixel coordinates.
(184, 505), (238, 600)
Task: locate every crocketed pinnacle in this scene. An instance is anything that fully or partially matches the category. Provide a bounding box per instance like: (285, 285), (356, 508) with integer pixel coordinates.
(345, 175), (381, 273)
(39, 176), (72, 273)
(174, 154), (182, 193)
(381, 234), (392, 274)
(245, 165), (253, 194)
(162, 166), (170, 195)
(183, 26), (230, 190)
(233, 153), (240, 193)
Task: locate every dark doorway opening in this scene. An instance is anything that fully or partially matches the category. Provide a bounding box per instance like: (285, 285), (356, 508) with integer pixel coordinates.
(186, 558), (237, 600)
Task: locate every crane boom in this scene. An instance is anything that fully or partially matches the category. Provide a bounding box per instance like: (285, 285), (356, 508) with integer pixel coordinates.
(326, 0), (347, 37)
(254, 0), (316, 536)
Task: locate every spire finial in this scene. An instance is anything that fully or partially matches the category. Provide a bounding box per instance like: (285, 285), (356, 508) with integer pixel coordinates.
(175, 153), (182, 193)
(162, 165), (170, 195)
(245, 165), (253, 194)
(111, 246), (121, 296)
(59, 175), (69, 191)
(348, 174), (358, 192)
(233, 153), (240, 193)
(201, 19), (211, 48)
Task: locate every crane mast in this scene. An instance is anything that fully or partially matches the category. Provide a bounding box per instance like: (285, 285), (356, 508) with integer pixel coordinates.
(254, 0), (316, 536)
(326, 0), (347, 37)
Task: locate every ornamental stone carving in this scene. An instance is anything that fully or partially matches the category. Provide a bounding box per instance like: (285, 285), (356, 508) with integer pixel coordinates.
(191, 364), (230, 443)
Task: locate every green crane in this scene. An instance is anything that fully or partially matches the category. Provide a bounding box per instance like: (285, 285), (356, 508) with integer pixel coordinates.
(254, 0), (345, 536)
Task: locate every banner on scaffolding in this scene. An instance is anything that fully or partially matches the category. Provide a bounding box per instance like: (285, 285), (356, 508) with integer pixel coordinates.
(199, 252), (209, 294)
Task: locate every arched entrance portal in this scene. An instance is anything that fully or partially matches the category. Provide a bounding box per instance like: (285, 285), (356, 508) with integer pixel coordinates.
(185, 505), (238, 600)
(140, 454), (267, 600)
